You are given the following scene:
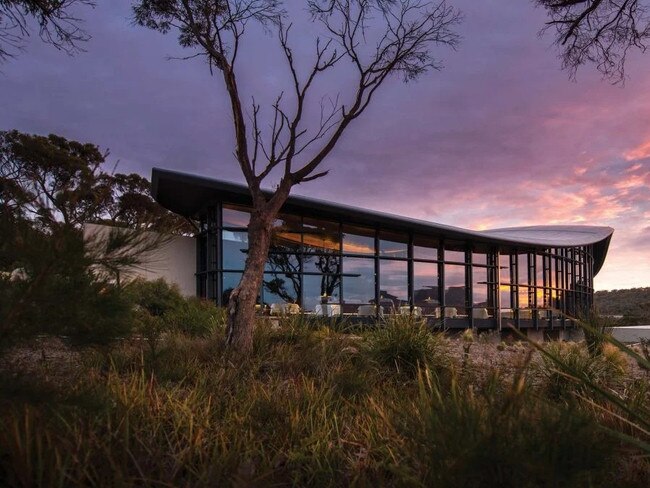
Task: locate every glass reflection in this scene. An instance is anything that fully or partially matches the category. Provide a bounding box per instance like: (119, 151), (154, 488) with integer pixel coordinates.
(271, 231), (302, 248)
(444, 264), (466, 315)
(265, 248), (300, 274)
(413, 235), (438, 260)
(273, 214), (303, 232)
(263, 272), (299, 305)
(414, 262), (439, 316)
(303, 275), (340, 312)
(499, 254), (512, 309)
(445, 249), (465, 263)
(342, 257), (374, 313)
(379, 231), (408, 258)
(536, 254), (544, 287)
(222, 231), (248, 270)
(303, 252), (341, 275)
(379, 259), (407, 311)
(517, 253), (529, 286)
(472, 253), (487, 265)
(379, 239), (407, 259)
(302, 217), (340, 253)
(472, 266), (488, 308)
(342, 225), (375, 255)
(518, 286), (529, 309)
(212, 199), (597, 327)
(222, 205), (250, 227)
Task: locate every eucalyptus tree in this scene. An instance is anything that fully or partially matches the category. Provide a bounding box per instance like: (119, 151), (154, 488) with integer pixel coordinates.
(537, 0), (650, 82)
(0, 0), (95, 61)
(0, 130), (189, 347)
(133, 0), (461, 352)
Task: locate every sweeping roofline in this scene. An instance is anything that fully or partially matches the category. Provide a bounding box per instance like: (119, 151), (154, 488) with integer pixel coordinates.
(151, 168), (613, 274)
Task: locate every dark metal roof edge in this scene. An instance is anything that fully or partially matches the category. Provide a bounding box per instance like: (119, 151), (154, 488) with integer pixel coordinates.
(151, 167), (614, 274)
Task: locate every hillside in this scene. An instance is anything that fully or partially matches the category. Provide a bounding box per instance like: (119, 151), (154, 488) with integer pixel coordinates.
(595, 287), (650, 325)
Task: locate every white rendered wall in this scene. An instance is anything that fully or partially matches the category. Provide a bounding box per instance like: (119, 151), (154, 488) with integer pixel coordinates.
(83, 223), (196, 296)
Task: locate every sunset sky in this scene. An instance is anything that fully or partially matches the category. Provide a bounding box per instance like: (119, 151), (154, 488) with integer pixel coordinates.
(1, 0), (648, 291)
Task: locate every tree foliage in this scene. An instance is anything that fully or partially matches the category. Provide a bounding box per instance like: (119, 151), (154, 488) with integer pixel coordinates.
(0, 223), (133, 351)
(0, 130), (193, 234)
(537, 0), (650, 82)
(1, 130), (109, 227)
(0, 0), (95, 61)
(0, 130), (193, 351)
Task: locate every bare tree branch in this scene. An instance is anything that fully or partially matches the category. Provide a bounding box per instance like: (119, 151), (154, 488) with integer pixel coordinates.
(537, 0), (650, 82)
(133, 0), (461, 351)
(0, 0), (95, 62)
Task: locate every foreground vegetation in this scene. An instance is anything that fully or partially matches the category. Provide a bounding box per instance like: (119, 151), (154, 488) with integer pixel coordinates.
(1, 300), (649, 486)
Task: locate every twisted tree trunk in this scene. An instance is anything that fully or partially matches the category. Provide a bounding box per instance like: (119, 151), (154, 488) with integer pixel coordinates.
(225, 210), (273, 353)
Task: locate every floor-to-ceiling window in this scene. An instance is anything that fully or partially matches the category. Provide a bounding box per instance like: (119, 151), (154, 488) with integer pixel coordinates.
(196, 201), (594, 328)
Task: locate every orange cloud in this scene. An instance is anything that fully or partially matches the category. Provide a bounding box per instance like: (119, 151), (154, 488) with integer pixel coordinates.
(624, 140), (650, 161)
(614, 172), (650, 190)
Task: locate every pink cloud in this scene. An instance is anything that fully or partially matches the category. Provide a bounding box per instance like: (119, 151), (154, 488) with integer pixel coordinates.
(624, 140), (650, 161)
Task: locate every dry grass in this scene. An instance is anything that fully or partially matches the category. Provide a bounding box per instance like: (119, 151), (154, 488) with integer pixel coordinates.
(0, 318), (648, 487)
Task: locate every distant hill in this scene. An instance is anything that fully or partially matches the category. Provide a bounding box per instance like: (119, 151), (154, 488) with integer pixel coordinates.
(594, 287), (650, 325)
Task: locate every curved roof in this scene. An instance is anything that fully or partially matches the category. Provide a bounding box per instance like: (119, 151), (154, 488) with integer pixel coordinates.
(151, 168), (614, 275)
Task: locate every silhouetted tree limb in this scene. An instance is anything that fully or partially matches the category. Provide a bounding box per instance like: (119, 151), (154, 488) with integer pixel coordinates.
(0, 0), (95, 62)
(537, 0), (650, 81)
(133, 0), (461, 352)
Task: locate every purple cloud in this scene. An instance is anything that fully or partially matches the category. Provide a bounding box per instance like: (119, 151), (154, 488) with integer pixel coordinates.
(0, 0), (649, 290)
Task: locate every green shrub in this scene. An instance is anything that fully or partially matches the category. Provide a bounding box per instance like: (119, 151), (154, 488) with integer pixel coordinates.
(60, 280), (134, 350)
(1, 228), (133, 353)
(134, 308), (167, 363)
(163, 297), (223, 337)
(368, 315), (451, 377)
(125, 278), (184, 317)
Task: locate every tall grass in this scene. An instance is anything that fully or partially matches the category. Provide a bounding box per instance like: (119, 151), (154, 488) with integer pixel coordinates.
(527, 317), (650, 459)
(396, 369), (612, 487)
(368, 314), (452, 377)
(0, 315), (648, 486)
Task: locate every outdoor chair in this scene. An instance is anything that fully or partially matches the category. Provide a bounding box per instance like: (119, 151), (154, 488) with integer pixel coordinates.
(500, 309), (514, 319)
(357, 304), (384, 317)
(472, 308), (489, 319)
(443, 307), (457, 318)
(399, 306), (422, 316)
(314, 303), (341, 317)
(270, 303), (301, 316)
(518, 309), (533, 320)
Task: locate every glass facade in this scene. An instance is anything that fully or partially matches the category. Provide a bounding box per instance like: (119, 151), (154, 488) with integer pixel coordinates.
(196, 202), (595, 329)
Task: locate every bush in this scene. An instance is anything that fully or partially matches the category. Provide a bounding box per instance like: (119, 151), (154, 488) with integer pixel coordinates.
(368, 315), (451, 377)
(0, 225), (134, 353)
(163, 297), (224, 337)
(125, 278), (184, 317)
(60, 280), (134, 350)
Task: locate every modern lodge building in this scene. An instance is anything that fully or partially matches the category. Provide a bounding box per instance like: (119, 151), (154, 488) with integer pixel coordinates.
(152, 168), (614, 331)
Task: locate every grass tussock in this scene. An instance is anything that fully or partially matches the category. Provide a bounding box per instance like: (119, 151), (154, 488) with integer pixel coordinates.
(0, 315), (649, 487)
(368, 314), (451, 378)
